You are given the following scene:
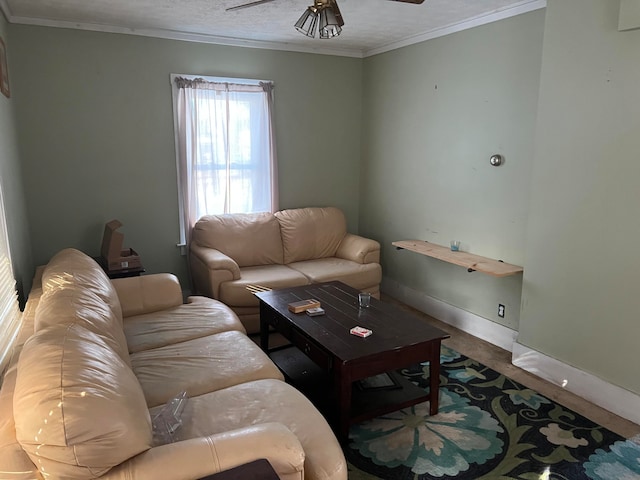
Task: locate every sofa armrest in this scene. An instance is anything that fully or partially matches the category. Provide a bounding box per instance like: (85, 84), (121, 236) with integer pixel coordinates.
(111, 274), (184, 318)
(31, 265), (47, 291)
(336, 233), (381, 264)
(189, 244), (241, 299)
(102, 423), (304, 480)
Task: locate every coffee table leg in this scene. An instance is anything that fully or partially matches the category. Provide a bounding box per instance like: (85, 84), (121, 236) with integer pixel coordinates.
(334, 367), (352, 441)
(429, 340), (442, 416)
(259, 302), (269, 352)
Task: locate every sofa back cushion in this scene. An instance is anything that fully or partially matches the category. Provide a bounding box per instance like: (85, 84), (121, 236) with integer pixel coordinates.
(13, 324), (152, 479)
(192, 212), (284, 267)
(41, 248), (123, 323)
(35, 288), (131, 366)
(275, 207), (347, 264)
(0, 363), (42, 479)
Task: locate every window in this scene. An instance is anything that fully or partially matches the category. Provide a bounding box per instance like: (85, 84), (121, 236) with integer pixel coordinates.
(0, 182), (21, 375)
(172, 75), (278, 246)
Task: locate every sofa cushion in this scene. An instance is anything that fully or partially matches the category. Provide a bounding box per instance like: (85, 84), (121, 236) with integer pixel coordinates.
(0, 363), (42, 479)
(225, 307), (262, 336)
(41, 248), (123, 323)
(130, 331), (284, 408)
(114, 273), (184, 317)
(124, 296), (246, 353)
(14, 324), (152, 479)
(153, 379), (347, 480)
(35, 288), (131, 366)
(275, 207), (347, 264)
(218, 265), (309, 307)
(288, 258), (383, 291)
(193, 213), (284, 267)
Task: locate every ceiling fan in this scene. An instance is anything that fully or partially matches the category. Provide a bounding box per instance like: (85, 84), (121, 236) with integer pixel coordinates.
(226, 0), (426, 39)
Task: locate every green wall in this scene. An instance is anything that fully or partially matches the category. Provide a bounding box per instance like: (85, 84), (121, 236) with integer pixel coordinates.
(0, 16), (33, 305)
(359, 10), (545, 330)
(9, 26), (362, 286)
(519, 0), (640, 394)
(6, 1), (640, 400)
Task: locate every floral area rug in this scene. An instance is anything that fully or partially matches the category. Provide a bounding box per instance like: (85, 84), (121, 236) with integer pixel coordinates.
(345, 346), (640, 479)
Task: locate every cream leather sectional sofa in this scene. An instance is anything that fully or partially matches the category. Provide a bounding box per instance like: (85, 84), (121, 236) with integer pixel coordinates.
(0, 248), (347, 480)
(190, 207), (382, 334)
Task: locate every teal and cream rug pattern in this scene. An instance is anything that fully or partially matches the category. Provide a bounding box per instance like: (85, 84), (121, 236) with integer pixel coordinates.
(346, 346), (640, 479)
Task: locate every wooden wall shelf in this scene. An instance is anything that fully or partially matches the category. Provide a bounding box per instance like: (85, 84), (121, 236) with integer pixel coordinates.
(392, 240), (523, 277)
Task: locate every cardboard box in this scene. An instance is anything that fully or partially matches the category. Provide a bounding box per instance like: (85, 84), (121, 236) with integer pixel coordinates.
(100, 220), (142, 271)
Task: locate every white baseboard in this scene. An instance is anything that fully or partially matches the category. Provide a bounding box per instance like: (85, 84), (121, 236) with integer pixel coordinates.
(381, 276), (640, 428)
(381, 276), (517, 352)
(512, 342), (640, 427)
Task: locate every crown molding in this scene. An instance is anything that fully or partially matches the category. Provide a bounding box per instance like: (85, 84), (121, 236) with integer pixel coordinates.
(5, 0), (546, 59)
(8, 15), (365, 58)
(364, 0), (547, 57)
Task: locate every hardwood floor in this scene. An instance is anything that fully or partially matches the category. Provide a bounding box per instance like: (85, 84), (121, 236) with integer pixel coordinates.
(384, 294), (640, 439)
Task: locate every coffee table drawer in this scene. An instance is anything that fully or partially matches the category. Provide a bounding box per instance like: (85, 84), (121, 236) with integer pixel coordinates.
(291, 330), (331, 370)
(264, 311), (292, 337)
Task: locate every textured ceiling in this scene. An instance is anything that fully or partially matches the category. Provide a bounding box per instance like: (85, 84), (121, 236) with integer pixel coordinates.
(2, 0), (546, 57)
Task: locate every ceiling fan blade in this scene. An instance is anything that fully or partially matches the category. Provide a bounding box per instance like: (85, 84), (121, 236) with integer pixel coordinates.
(388, 0), (425, 3)
(226, 0), (277, 12)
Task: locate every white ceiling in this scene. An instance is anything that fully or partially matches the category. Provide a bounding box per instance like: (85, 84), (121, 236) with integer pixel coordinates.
(1, 0), (546, 57)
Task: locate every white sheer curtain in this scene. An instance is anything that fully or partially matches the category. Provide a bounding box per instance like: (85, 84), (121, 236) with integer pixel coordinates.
(0, 182), (21, 375)
(174, 77), (278, 248)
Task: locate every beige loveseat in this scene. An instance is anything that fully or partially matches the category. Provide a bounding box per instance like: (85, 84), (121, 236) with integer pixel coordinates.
(0, 248), (346, 480)
(190, 207), (382, 334)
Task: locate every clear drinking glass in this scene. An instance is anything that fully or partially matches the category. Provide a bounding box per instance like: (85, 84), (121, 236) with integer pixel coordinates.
(358, 292), (371, 308)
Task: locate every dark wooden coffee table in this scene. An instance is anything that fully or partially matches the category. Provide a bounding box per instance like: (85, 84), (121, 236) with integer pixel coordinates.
(256, 281), (450, 440)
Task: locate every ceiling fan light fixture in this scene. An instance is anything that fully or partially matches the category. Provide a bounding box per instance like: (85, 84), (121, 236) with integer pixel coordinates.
(295, 0), (343, 39)
(234, 0), (423, 40)
(318, 4), (341, 39)
(319, 22), (341, 39)
(294, 6), (319, 37)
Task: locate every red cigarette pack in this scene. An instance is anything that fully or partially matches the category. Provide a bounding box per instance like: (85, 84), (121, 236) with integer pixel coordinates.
(350, 326), (372, 338)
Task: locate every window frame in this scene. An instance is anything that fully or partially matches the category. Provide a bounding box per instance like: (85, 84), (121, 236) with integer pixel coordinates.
(0, 182), (21, 375)
(170, 74), (274, 248)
